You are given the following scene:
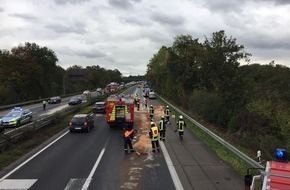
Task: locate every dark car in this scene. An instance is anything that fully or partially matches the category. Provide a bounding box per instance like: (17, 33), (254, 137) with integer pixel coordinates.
(69, 114), (94, 132)
(48, 96), (61, 104)
(93, 101), (106, 114)
(68, 96), (82, 106)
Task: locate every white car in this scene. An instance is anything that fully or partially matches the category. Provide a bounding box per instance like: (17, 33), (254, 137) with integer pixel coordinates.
(149, 92), (156, 99)
(83, 90), (90, 96)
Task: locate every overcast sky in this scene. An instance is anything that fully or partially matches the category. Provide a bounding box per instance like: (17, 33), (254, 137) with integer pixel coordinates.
(0, 0), (289, 76)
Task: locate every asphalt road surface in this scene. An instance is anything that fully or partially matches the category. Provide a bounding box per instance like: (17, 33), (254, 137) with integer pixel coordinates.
(0, 86), (244, 190)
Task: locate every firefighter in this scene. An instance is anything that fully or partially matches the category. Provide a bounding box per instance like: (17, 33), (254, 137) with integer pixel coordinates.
(123, 127), (136, 153)
(43, 100), (47, 111)
(159, 116), (166, 141)
(149, 121), (160, 153)
(134, 94), (139, 106)
(136, 98), (140, 111)
(164, 105), (171, 124)
(149, 105), (154, 120)
(175, 115), (186, 140)
(144, 98), (148, 109)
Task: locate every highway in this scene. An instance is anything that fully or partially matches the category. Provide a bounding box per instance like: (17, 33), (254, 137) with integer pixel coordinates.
(0, 95), (85, 134)
(0, 86), (244, 189)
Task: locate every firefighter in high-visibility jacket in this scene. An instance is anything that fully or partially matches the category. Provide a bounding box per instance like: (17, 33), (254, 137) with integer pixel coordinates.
(123, 127), (136, 153)
(159, 116), (166, 141)
(164, 105), (171, 124)
(176, 115), (186, 140)
(149, 122), (160, 153)
(149, 105), (154, 120)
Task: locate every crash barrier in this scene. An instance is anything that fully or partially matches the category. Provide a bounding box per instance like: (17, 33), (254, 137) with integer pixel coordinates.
(0, 94), (107, 150)
(0, 92), (81, 111)
(157, 94), (265, 170)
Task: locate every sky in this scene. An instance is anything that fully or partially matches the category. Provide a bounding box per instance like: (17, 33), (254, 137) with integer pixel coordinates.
(0, 0), (290, 76)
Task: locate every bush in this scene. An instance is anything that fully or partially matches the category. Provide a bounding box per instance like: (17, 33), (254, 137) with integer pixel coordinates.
(189, 90), (222, 123)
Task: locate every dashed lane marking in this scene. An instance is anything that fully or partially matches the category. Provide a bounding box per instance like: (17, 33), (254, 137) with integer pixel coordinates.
(64, 179), (87, 190)
(0, 179), (37, 189)
(81, 138), (110, 190)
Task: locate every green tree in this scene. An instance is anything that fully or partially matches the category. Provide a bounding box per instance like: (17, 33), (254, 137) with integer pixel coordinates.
(0, 42), (63, 104)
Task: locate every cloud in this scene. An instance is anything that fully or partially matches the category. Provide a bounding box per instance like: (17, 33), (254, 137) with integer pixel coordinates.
(108, 0), (133, 10)
(9, 13), (37, 21)
(150, 12), (185, 26)
(76, 49), (107, 59)
(54, 0), (90, 5)
(45, 22), (87, 34)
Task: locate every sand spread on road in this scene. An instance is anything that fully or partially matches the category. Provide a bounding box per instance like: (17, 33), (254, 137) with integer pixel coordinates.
(132, 105), (165, 153)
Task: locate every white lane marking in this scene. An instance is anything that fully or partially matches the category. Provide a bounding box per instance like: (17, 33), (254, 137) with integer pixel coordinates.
(81, 138), (110, 190)
(64, 179), (86, 190)
(0, 179), (37, 189)
(39, 104), (69, 116)
(0, 131), (69, 182)
(160, 141), (184, 190)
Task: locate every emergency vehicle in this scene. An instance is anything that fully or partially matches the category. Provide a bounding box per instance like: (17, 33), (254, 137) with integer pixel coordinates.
(105, 94), (134, 127)
(0, 107), (32, 127)
(245, 148), (290, 190)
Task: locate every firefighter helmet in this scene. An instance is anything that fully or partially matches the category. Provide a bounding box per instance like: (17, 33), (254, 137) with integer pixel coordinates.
(150, 122), (155, 126)
(166, 105), (169, 108)
(150, 105), (153, 107)
(161, 116), (164, 119)
(179, 115), (183, 120)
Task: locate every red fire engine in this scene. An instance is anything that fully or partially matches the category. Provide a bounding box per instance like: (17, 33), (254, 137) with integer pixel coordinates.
(105, 94), (134, 128)
(245, 148), (290, 190)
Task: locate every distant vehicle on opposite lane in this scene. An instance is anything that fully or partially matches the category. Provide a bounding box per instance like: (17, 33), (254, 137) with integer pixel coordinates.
(96, 88), (103, 94)
(69, 114), (94, 132)
(93, 101), (106, 114)
(149, 91), (156, 99)
(0, 107), (32, 127)
(68, 96), (82, 106)
(83, 90), (90, 96)
(48, 96), (61, 104)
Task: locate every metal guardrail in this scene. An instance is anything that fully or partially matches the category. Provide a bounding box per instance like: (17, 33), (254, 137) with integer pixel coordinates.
(157, 94), (265, 170)
(0, 94), (105, 148)
(0, 92), (82, 111)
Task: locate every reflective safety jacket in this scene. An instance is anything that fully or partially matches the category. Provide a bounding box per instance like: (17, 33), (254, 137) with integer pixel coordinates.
(177, 120), (185, 132)
(159, 119), (165, 131)
(164, 108), (170, 117)
(124, 129), (134, 139)
(149, 126), (159, 141)
(149, 107), (154, 115)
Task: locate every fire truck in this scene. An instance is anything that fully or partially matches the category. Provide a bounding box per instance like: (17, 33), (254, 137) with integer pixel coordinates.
(245, 148), (290, 190)
(105, 94), (134, 128)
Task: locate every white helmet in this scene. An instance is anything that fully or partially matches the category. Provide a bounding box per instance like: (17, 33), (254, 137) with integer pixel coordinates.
(150, 105), (153, 107)
(179, 115), (183, 119)
(150, 122), (155, 126)
(166, 105), (169, 108)
(161, 116), (164, 119)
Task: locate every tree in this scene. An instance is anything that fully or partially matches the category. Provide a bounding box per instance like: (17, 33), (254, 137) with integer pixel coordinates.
(202, 30), (250, 95)
(0, 42), (63, 104)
